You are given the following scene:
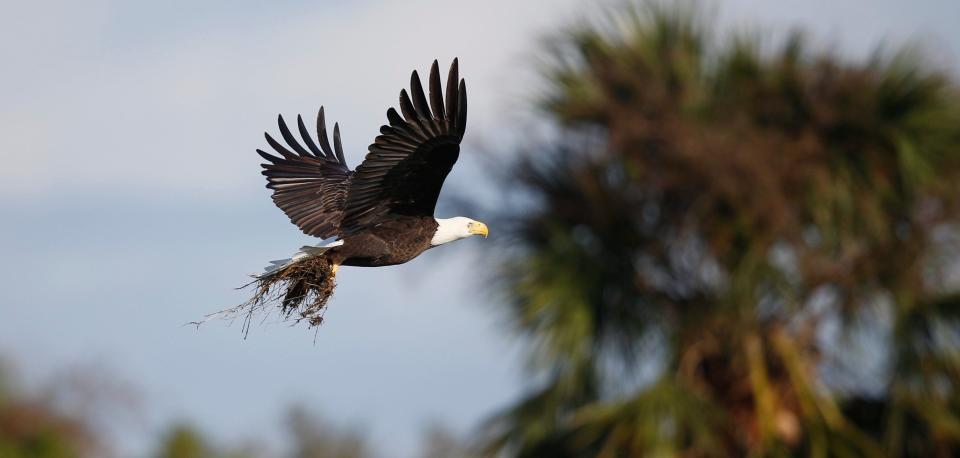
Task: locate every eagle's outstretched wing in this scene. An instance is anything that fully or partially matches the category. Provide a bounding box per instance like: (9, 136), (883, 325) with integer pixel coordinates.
(338, 58), (467, 235)
(257, 107), (352, 239)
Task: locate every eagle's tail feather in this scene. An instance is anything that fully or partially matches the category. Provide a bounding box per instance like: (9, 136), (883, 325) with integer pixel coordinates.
(258, 239), (343, 279)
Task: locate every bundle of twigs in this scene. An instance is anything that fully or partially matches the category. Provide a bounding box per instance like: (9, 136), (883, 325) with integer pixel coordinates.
(195, 257), (336, 335)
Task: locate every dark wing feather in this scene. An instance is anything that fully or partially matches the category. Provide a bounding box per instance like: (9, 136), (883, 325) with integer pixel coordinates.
(428, 60), (445, 119)
(259, 107), (353, 238)
(339, 59), (467, 234)
(296, 115), (323, 156)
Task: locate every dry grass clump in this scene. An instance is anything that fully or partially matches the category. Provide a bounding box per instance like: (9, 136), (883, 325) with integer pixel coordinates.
(196, 256), (337, 335)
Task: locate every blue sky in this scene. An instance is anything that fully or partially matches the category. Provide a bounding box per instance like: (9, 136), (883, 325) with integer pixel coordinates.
(1, 0), (958, 456)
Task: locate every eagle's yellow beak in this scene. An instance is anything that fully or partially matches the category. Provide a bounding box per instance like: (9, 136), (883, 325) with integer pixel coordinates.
(468, 221), (489, 238)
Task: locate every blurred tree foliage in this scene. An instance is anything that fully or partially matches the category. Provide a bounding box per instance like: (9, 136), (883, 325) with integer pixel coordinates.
(151, 409), (371, 458)
(0, 363), (97, 458)
(419, 424), (481, 458)
(155, 424), (216, 458)
(285, 407), (370, 458)
(0, 358), (379, 458)
(485, 1), (960, 457)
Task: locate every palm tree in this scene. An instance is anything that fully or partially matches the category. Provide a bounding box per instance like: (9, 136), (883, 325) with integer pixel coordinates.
(484, 2), (960, 456)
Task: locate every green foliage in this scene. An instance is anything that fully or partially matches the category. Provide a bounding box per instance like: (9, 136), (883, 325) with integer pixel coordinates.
(286, 407), (370, 458)
(0, 399), (93, 458)
(0, 359), (374, 458)
(487, 1), (960, 456)
(0, 361), (95, 458)
(151, 410), (371, 458)
(155, 424), (212, 458)
(419, 424), (482, 458)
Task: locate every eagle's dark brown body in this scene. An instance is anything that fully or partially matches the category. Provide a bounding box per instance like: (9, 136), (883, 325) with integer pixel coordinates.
(328, 216), (438, 267)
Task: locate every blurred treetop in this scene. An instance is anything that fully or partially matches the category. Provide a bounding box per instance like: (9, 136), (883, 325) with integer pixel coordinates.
(485, 1), (960, 456)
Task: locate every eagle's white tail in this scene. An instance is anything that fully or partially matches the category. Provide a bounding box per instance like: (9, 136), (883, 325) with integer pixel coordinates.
(258, 239), (344, 278)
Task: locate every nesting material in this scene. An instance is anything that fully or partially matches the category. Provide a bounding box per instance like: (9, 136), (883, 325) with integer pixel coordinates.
(257, 256), (337, 326)
(201, 256), (337, 335)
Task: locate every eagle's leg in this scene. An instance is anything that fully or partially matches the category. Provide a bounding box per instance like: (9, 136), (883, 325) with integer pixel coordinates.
(331, 263), (339, 275)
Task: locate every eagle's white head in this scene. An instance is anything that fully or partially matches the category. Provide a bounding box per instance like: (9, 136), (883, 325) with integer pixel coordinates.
(431, 217), (489, 246)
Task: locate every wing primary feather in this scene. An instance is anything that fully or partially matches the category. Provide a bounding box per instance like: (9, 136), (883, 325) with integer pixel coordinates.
(385, 108), (423, 141)
(445, 58), (459, 128)
(400, 89), (429, 138)
(409, 70), (431, 120)
(398, 89), (419, 124)
(297, 114), (323, 156)
(428, 60), (444, 120)
(256, 149), (278, 163)
(457, 79), (467, 139)
(333, 123), (346, 165)
(278, 114), (313, 157)
(316, 107), (336, 159)
(386, 107), (405, 127)
(265, 132), (297, 160)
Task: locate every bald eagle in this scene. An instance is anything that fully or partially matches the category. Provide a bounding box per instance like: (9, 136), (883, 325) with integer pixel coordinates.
(248, 59), (486, 325)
